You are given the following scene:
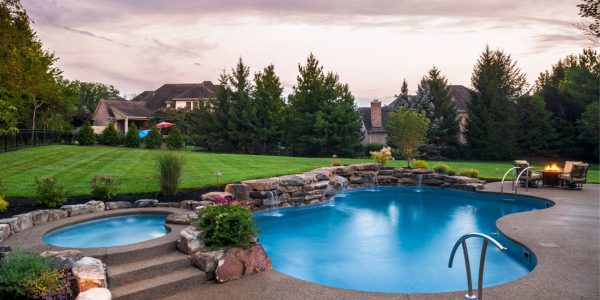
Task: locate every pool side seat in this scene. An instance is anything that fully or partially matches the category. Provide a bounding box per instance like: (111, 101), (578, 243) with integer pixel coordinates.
(559, 163), (589, 189)
(513, 160), (541, 187)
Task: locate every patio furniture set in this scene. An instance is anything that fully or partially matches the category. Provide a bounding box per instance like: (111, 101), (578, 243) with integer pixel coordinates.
(514, 160), (590, 189)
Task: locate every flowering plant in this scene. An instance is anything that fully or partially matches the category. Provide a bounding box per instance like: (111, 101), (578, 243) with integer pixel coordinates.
(370, 147), (394, 166)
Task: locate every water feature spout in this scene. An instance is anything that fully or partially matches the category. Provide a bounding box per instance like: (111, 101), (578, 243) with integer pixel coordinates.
(267, 191), (282, 217)
(416, 174), (424, 192)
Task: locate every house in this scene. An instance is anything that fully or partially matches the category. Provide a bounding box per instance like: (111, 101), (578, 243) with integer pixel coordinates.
(92, 82), (216, 133)
(358, 85), (471, 145)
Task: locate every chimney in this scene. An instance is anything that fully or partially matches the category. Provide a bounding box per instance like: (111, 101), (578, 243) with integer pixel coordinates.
(371, 99), (382, 128)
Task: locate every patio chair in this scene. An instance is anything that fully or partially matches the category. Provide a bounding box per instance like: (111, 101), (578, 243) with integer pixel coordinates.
(559, 163), (590, 189)
(562, 161), (582, 175)
(513, 160), (542, 186)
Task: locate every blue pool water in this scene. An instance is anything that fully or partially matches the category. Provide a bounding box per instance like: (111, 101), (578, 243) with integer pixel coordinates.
(254, 187), (550, 293)
(43, 214), (169, 248)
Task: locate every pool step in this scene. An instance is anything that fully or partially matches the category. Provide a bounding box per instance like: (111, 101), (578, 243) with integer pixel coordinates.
(108, 252), (193, 288)
(110, 267), (206, 300)
(101, 240), (177, 265)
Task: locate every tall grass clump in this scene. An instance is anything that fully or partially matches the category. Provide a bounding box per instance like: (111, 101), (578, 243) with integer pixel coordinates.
(157, 153), (184, 196)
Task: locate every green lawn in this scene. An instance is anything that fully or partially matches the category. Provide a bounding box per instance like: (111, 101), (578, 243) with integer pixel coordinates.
(1, 145), (598, 198)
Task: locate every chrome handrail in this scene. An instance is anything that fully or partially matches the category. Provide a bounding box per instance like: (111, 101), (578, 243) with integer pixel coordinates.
(515, 167), (534, 194)
(500, 167), (519, 195)
(448, 233), (507, 299)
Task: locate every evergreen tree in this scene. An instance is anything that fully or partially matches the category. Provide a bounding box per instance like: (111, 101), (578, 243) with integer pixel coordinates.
(166, 127), (184, 150)
(124, 122), (140, 148)
(100, 123), (119, 146)
(516, 94), (556, 156)
(394, 79), (410, 108)
(77, 121), (95, 146)
(145, 125), (162, 149)
(187, 100), (217, 150)
(466, 46), (526, 160)
(424, 67), (460, 157)
(252, 64), (286, 154)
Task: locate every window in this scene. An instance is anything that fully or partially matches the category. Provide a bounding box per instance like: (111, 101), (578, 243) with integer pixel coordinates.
(193, 101), (199, 110)
(186, 101), (191, 109)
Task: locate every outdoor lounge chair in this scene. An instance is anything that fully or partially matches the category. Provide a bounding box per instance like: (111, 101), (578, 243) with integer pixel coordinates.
(562, 161), (582, 175)
(559, 163), (590, 189)
(514, 160), (542, 186)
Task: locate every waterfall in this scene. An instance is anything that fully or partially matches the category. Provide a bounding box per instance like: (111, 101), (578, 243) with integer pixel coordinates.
(267, 191), (282, 217)
(416, 174), (424, 192)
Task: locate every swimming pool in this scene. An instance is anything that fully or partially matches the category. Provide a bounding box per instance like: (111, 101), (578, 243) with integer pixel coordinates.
(43, 214), (169, 248)
(254, 187), (551, 293)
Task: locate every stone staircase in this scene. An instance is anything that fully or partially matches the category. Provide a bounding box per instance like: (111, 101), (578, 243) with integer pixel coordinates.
(107, 244), (205, 300)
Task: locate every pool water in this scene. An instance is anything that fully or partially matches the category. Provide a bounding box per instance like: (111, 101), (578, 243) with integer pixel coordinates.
(43, 214), (169, 248)
(254, 187), (550, 293)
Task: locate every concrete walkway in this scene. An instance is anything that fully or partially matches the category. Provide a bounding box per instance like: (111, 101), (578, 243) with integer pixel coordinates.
(162, 183), (600, 300)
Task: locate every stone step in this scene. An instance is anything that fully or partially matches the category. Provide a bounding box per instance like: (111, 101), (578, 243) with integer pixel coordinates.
(108, 252), (192, 288)
(102, 240), (177, 265)
(110, 267), (206, 300)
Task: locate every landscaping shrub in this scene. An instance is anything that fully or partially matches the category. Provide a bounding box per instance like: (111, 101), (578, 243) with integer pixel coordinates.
(166, 127), (184, 150)
(370, 146), (394, 166)
(433, 163), (450, 174)
(332, 157), (343, 166)
(90, 175), (118, 200)
(0, 179), (7, 212)
(414, 160), (428, 169)
(447, 169), (457, 176)
(124, 123), (141, 148)
(77, 121), (95, 146)
(100, 123), (120, 146)
(197, 204), (258, 249)
(145, 125), (162, 149)
(0, 251), (65, 299)
(34, 177), (68, 208)
(460, 168), (480, 178)
(157, 153), (184, 196)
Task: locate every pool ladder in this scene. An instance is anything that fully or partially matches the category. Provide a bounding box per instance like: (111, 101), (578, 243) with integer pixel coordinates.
(448, 233), (507, 299)
(500, 166), (534, 195)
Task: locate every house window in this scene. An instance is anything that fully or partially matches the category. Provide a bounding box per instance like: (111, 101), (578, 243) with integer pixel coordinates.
(193, 101), (198, 110)
(186, 101), (191, 109)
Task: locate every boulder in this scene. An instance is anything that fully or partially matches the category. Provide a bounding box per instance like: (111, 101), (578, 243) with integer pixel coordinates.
(105, 201), (132, 210)
(133, 199), (158, 208)
(306, 168), (334, 180)
(444, 176), (483, 184)
(412, 168), (434, 174)
(214, 245), (271, 283)
(241, 179), (279, 191)
(313, 181), (330, 190)
(331, 175), (349, 189)
(351, 163), (381, 171)
(276, 185), (302, 194)
(41, 250), (84, 268)
(349, 175), (365, 184)
(13, 213), (33, 232)
(378, 169), (395, 176)
(47, 209), (69, 221)
(0, 224), (9, 243)
(201, 191), (233, 203)
(85, 200), (105, 213)
(332, 166), (353, 176)
(277, 174), (310, 186)
(191, 250), (225, 280)
(452, 183), (485, 192)
(377, 176), (398, 184)
(72, 257), (107, 292)
(156, 202), (179, 208)
(166, 212), (198, 225)
(179, 200), (207, 210)
(261, 195), (282, 206)
(0, 217), (19, 234)
(423, 178), (445, 185)
(61, 204), (93, 217)
(224, 184), (251, 201)
(76, 288), (112, 300)
(31, 210), (50, 225)
(177, 226), (204, 254)
(398, 177), (416, 185)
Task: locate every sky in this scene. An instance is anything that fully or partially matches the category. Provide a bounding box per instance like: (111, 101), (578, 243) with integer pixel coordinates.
(23, 0), (590, 107)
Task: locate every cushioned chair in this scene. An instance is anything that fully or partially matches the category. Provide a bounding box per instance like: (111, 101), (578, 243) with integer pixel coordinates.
(514, 160), (542, 186)
(559, 163), (590, 189)
(562, 161), (582, 175)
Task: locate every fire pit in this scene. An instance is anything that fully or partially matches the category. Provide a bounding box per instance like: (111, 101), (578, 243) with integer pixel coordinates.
(541, 163), (562, 187)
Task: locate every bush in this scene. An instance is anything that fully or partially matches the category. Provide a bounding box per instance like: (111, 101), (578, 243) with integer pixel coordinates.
(124, 123), (141, 148)
(166, 127), (184, 150)
(433, 163), (450, 174)
(91, 175), (118, 200)
(77, 121), (95, 146)
(145, 125), (163, 149)
(332, 157), (343, 166)
(447, 169), (457, 176)
(100, 123), (120, 146)
(157, 153), (184, 196)
(34, 177), (68, 208)
(197, 204), (258, 249)
(0, 251), (65, 299)
(0, 197), (8, 213)
(460, 168), (480, 178)
(370, 147), (394, 166)
(414, 160), (428, 168)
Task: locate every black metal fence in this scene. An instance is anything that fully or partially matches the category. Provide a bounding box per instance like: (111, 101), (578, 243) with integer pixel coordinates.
(0, 129), (76, 153)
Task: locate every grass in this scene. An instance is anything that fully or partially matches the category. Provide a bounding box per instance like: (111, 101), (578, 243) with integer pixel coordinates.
(0, 145), (598, 198)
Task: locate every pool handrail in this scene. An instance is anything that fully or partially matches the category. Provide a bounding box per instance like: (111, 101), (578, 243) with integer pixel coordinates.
(515, 166), (535, 194)
(500, 167), (519, 195)
(448, 233), (507, 300)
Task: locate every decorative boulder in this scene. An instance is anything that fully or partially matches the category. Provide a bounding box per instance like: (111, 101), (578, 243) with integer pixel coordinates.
(177, 226), (204, 254)
(444, 176), (483, 184)
(85, 200), (105, 213)
(349, 175), (365, 184)
(179, 200), (209, 210)
(351, 163), (381, 171)
(224, 184), (251, 201)
(307, 168), (335, 180)
(241, 179), (279, 191)
(76, 287), (112, 300)
(72, 257), (107, 292)
(166, 212), (198, 225)
(0, 217), (19, 234)
(105, 201), (132, 210)
(13, 213), (33, 232)
(31, 210), (50, 225)
(41, 250), (84, 268)
(61, 204), (92, 217)
(412, 168), (434, 174)
(0, 224), (10, 243)
(201, 192), (233, 203)
(214, 245), (271, 283)
(47, 209), (69, 221)
(133, 199), (158, 207)
(156, 202), (179, 208)
(278, 174), (311, 186)
(191, 250), (225, 280)
(332, 166), (353, 176)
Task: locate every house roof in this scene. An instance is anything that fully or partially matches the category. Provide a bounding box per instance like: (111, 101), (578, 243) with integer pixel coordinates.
(172, 85), (215, 100)
(100, 99), (152, 118)
(448, 85), (471, 111)
(136, 83), (217, 111)
(131, 91), (153, 102)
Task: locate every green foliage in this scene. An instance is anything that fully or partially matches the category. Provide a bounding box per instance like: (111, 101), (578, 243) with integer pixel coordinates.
(34, 176), (67, 208)
(332, 157), (343, 166)
(145, 125), (163, 149)
(0, 196), (7, 212)
(447, 169), (457, 176)
(578, 101), (600, 159)
(0, 251), (64, 299)
(68, 80), (120, 113)
(516, 95), (556, 156)
(252, 64), (286, 154)
(0, 89), (18, 135)
(433, 163), (451, 174)
(197, 204), (259, 249)
(100, 123), (120, 146)
(460, 168), (480, 178)
(414, 160), (428, 169)
(90, 175), (118, 200)
(370, 147), (394, 166)
(124, 122), (141, 148)
(157, 153), (184, 196)
(386, 108), (430, 167)
(77, 121), (96, 146)
(0, 178), (6, 198)
(166, 127), (184, 150)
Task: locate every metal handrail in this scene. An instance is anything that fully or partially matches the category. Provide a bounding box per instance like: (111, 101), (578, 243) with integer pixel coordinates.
(515, 167), (534, 194)
(448, 233), (507, 299)
(500, 167), (519, 195)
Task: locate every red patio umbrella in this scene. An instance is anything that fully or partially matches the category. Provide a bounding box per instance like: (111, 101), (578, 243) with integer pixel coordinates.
(156, 122), (175, 129)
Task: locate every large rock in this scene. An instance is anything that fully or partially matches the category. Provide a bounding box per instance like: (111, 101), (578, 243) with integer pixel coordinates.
(444, 176), (483, 184)
(377, 176), (399, 184)
(332, 166), (353, 176)
(31, 210), (49, 225)
(0, 217), (19, 234)
(179, 200), (211, 210)
(47, 209), (69, 221)
(76, 288), (112, 300)
(177, 226), (204, 254)
(331, 175), (349, 189)
(72, 257), (107, 292)
(306, 168), (335, 180)
(214, 245), (271, 283)
(133, 199), (158, 207)
(191, 250), (225, 280)
(351, 163), (381, 171)
(14, 213), (33, 232)
(412, 168), (434, 174)
(41, 250), (84, 268)
(105, 201), (132, 210)
(224, 184), (251, 201)
(201, 191), (233, 203)
(278, 174), (312, 186)
(349, 175), (365, 184)
(156, 202), (179, 208)
(61, 201), (104, 217)
(166, 212), (198, 225)
(241, 179), (279, 191)
(0, 224), (9, 243)
(85, 200), (105, 213)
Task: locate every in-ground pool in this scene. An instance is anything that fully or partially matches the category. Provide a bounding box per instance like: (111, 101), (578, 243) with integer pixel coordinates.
(43, 214), (169, 248)
(254, 187), (551, 293)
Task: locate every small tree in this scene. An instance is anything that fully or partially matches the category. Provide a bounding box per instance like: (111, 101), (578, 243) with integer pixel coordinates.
(386, 108), (430, 167)
(157, 153), (184, 196)
(100, 123), (119, 146)
(145, 125), (162, 149)
(77, 121), (95, 146)
(124, 123), (141, 148)
(166, 127), (184, 150)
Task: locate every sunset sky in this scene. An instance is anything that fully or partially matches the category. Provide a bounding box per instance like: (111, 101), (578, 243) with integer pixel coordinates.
(24, 0), (588, 106)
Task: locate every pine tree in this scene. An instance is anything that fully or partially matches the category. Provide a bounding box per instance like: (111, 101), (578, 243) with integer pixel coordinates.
(77, 121), (95, 146)
(424, 67), (460, 157)
(145, 125), (162, 149)
(252, 64), (286, 154)
(394, 79), (410, 109)
(124, 122), (140, 148)
(166, 127), (184, 150)
(100, 123), (119, 146)
(516, 94), (556, 156)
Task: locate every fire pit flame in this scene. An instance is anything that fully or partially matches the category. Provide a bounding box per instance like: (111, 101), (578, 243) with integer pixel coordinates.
(544, 163), (561, 171)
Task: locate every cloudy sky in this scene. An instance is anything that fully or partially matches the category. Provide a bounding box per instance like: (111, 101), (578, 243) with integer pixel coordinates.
(24, 0), (589, 106)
